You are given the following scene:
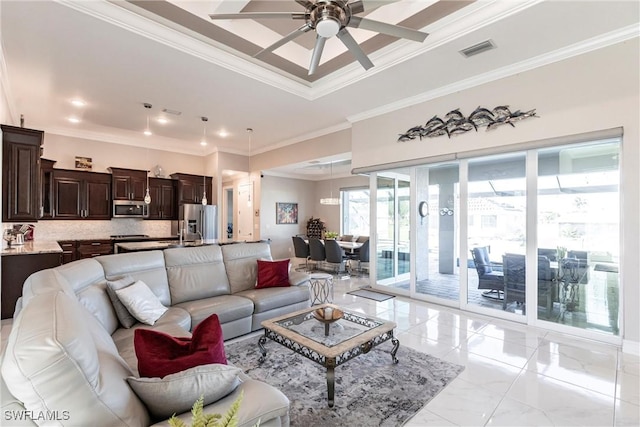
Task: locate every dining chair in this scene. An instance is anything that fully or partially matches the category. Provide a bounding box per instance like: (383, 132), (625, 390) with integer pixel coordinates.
(291, 236), (310, 271)
(308, 238), (326, 271)
(324, 239), (346, 274)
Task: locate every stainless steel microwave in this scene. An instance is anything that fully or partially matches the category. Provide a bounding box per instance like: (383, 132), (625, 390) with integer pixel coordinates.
(113, 200), (149, 218)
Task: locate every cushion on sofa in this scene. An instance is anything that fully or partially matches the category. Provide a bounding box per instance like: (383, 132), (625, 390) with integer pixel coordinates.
(112, 318), (192, 376)
(174, 294), (255, 326)
(236, 285), (311, 313)
(222, 242), (273, 294)
(135, 313), (226, 378)
(256, 259), (290, 289)
(96, 251), (172, 306)
(127, 364), (241, 420)
(164, 245), (231, 304)
(106, 275), (138, 328)
(1, 291), (151, 427)
(115, 280), (168, 326)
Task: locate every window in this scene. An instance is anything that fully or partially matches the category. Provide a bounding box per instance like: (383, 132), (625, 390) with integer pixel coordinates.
(341, 187), (370, 237)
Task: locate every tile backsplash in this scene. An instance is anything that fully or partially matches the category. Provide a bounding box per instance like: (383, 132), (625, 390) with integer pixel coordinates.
(8, 220), (174, 241)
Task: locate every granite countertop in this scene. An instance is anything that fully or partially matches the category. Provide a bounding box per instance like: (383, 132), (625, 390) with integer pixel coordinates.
(115, 239), (217, 252)
(1, 241), (63, 256)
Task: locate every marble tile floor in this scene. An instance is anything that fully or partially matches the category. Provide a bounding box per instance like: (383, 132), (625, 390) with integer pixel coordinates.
(1, 276), (638, 426)
(332, 276), (639, 426)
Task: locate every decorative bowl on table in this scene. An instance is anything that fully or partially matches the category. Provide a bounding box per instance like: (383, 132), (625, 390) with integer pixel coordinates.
(313, 307), (344, 324)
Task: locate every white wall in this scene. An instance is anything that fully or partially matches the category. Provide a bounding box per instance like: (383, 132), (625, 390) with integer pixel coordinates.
(259, 175), (315, 259)
(350, 40), (640, 347)
(42, 133), (205, 175)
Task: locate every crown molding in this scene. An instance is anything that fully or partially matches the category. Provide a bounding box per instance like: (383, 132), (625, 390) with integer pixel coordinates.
(347, 24), (640, 124)
(56, 0), (541, 102)
(254, 121), (352, 155)
(0, 40), (18, 125)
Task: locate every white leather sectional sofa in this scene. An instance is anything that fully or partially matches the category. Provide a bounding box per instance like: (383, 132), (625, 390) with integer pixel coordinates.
(1, 241), (311, 427)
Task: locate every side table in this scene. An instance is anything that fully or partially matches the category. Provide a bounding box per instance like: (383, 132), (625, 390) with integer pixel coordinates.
(309, 273), (334, 305)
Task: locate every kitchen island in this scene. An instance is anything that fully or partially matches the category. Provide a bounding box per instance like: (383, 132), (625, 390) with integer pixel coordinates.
(114, 239), (217, 253)
(1, 241), (63, 319)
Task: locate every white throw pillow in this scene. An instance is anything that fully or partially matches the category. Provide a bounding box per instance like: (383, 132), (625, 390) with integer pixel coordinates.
(106, 275), (137, 328)
(127, 364), (242, 419)
(114, 280), (168, 326)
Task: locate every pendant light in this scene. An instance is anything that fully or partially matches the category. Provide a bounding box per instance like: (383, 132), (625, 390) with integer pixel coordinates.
(143, 103), (152, 136)
(247, 128), (253, 207)
(200, 117), (208, 205)
(320, 161), (340, 205)
(143, 103), (152, 204)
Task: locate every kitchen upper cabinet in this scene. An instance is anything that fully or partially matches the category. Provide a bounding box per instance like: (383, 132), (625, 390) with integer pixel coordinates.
(171, 173), (213, 205)
(40, 158), (56, 219)
(109, 167), (147, 201)
(2, 125), (43, 222)
(147, 177), (176, 220)
(53, 170), (111, 219)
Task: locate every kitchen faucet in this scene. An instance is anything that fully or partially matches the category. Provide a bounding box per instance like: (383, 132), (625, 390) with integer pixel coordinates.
(196, 231), (203, 244)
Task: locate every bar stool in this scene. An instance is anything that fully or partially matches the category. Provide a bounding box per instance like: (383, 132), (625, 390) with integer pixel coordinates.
(309, 273), (334, 305)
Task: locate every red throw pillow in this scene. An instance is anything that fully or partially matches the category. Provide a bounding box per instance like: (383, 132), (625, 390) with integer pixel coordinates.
(134, 313), (226, 378)
(256, 259), (290, 289)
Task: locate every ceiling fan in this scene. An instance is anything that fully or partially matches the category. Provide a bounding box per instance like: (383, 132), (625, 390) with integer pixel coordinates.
(209, 0), (428, 75)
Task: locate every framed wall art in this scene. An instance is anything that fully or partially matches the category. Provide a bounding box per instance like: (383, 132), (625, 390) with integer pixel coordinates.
(276, 202), (298, 224)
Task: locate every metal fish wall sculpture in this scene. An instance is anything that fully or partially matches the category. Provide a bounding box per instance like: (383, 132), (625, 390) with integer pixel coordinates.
(397, 106), (538, 142)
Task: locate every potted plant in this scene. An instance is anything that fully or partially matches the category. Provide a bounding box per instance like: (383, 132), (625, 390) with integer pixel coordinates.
(324, 231), (339, 240)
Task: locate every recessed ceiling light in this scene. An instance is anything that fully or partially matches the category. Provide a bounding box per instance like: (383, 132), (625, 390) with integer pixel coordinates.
(70, 99), (85, 107)
(144, 129), (152, 136)
(157, 117), (168, 124)
(200, 141), (208, 146)
(68, 117), (81, 123)
(218, 130), (229, 137)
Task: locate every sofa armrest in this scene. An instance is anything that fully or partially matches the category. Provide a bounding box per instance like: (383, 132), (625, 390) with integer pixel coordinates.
(288, 271), (310, 286)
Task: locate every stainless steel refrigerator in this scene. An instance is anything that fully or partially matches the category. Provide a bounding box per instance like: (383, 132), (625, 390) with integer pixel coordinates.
(171, 204), (218, 242)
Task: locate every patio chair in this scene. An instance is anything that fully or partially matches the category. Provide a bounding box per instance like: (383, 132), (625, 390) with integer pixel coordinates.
(470, 246), (504, 300)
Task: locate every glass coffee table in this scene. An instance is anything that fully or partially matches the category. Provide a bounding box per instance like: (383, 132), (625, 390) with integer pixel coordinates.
(258, 303), (399, 407)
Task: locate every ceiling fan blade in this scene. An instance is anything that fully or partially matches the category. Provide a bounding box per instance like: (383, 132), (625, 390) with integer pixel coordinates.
(336, 28), (374, 71)
(348, 16), (428, 42)
(255, 24), (313, 58)
(209, 12), (306, 20)
(295, 0), (314, 8)
(349, 0), (400, 15)
(308, 35), (327, 75)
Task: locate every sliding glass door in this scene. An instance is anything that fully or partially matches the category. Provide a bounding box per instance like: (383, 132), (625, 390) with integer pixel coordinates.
(537, 140), (620, 334)
(367, 136), (621, 341)
(375, 173), (410, 290)
(467, 153), (527, 315)
(414, 163), (460, 302)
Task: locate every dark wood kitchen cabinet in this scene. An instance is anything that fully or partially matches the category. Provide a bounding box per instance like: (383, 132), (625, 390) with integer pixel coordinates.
(39, 158), (56, 219)
(109, 167), (147, 201)
(76, 239), (113, 259)
(52, 170), (111, 219)
(2, 125), (44, 222)
(1, 252), (62, 319)
(147, 177), (176, 219)
(170, 173), (212, 205)
(58, 240), (77, 264)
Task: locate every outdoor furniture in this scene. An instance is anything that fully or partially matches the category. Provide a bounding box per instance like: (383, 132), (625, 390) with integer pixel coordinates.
(502, 254), (557, 317)
(470, 246), (504, 300)
(292, 236), (310, 271)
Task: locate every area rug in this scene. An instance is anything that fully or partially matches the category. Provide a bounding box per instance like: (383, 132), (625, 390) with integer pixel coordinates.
(347, 288), (395, 302)
(225, 336), (464, 426)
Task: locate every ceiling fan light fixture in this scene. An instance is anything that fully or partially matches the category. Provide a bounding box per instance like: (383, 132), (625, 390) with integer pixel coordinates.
(316, 18), (340, 38)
